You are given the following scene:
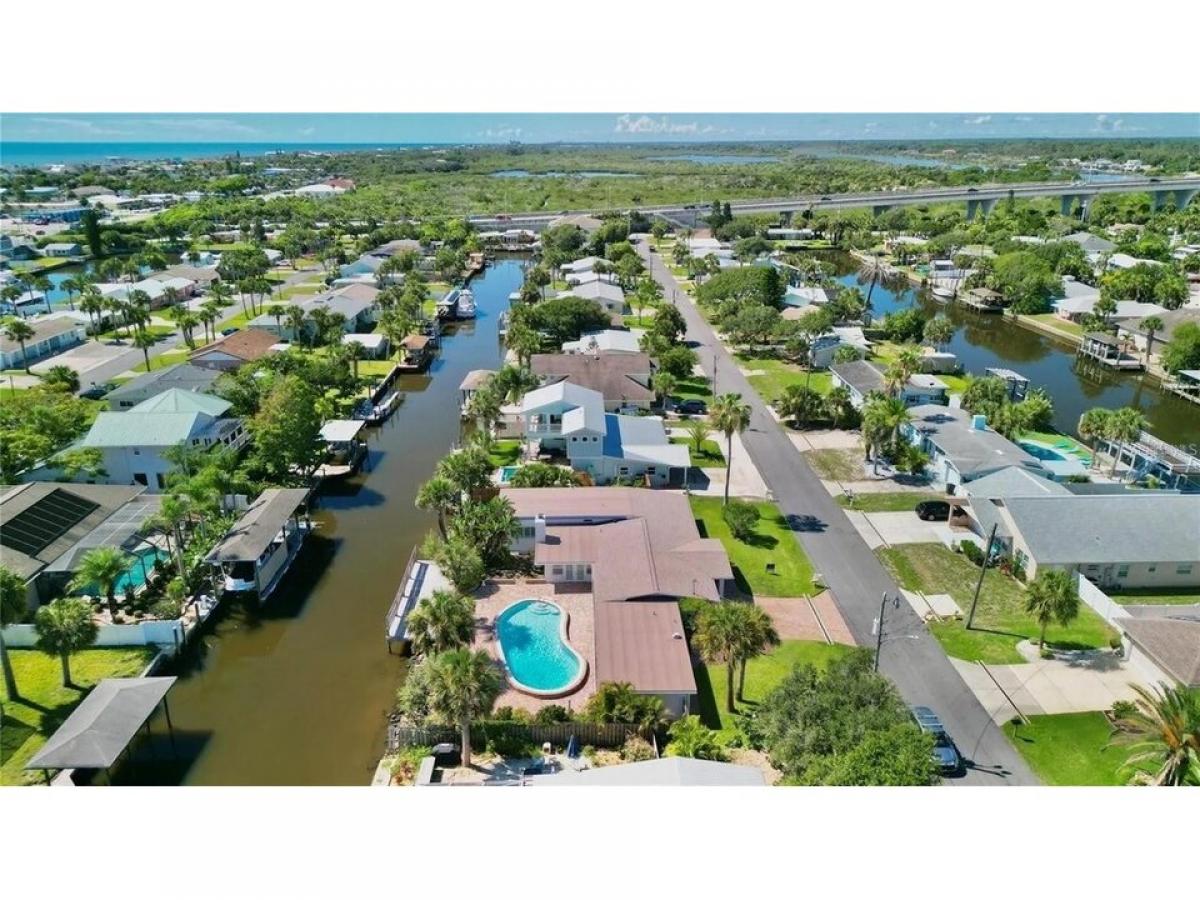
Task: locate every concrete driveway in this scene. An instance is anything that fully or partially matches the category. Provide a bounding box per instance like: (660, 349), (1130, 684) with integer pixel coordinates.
(950, 654), (1143, 725)
(846, 511), (947, 548)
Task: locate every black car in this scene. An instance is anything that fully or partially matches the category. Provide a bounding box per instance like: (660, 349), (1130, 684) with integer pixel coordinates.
(221, 326), (240, 336)
(911, 706), (962, 774)
(915, 500), (951, 521)
(677, 399), (707, 416)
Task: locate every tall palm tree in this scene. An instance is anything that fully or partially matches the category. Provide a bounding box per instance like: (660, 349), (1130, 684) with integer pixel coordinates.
(2, 316), (36, 372)
(710, 393), (752, 505)
(0, 564), (28, 701)
(69, 546), (129, 617)
(652, 371), (678, 411)
(1077, 407), (1113, 471)
(858, 251), (888, 309)
(416, 476), (460, 539)
(1139, 315), (1164, 366)
(406, 590), (475, 658)
(34, 597), (99, 687)
(132, 329), (157, 372)
(862, 395), (911, 472)
(1023, 568), (1079, 649)
(32, 275), (53, 314)
(284, 306), (307, 344)
(60, 276), (84, 311)
(1110, 683), (1200, 786)
(825, 385), (854, 429)
(425, 648), (503, 768)
(1107, 406), (1146, 478)
(735, 605), (780, 702)
(694, 603), (746, 714)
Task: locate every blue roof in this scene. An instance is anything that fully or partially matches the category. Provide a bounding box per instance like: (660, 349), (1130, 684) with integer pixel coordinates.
(602, 414), (623, 458)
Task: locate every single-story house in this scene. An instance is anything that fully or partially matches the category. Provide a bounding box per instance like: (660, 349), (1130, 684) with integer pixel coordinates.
(530, 352), (655, 412)
(159, 265), (221, 288)
(339, 253), (397, 281)
(1105, 253), (1163, 272)
(252, 284), (380, 339)
(830, 359), (948, 409)
(783, 285), (830, 308)
(189, 328), (281, 371)
(970, 493), (1200, 588)
(561, 329), (645, 355)
(1117, 308), (1200, 355)
(919, 348), (960, 374)
(103, 362), (221, 410)
(1064, 231), (1117, 256)
(520, 382), (688, 486)
(0, 482), (159, 607)
(43, 242), (83, 258)
(565, 270), (618, 288)
(901, 405), (1046, 490)
(0, 315), (87, 369)
(502, 486), (734, 603)
(458, 369), (496, 416)
(558, 280), (627, 316)
(342, 333), (390, 358)
(560, 256), (601, 275)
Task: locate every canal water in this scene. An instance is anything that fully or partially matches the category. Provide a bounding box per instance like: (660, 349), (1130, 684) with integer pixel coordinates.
(124, 258), (524, 785)
(820, 251), (1200, 448)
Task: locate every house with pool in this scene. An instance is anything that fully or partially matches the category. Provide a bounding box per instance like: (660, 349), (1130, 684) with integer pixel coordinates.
(901, 405), (1051, 491)
(520, 382), (689, 486)
(467, 487), (735, 717)
(830, 360), (949, 410)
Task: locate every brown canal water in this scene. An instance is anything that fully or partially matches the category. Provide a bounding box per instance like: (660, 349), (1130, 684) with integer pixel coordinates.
(121, 258), (525, 785)
(820, 252), (1200, 448)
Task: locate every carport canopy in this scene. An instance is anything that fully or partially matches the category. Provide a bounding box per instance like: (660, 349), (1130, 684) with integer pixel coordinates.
(25, 676), (176, 772)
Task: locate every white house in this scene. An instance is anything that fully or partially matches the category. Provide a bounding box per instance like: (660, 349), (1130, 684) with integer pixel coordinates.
(558, 280), (627, 316)
(43, 242), (83, 258)
(520, 382), (688, 486)
(901, 405), (1045, 491)
(830, 359), (948, 409)
(73, 390), (247, 491)
(0, 315), (87, 369)
(561, 329), (645, 355)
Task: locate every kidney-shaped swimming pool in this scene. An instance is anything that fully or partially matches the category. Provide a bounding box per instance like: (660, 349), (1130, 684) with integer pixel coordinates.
(494, 598), (587, 697)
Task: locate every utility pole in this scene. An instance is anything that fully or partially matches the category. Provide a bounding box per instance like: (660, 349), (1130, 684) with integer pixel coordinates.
(966, 523), (998, 630)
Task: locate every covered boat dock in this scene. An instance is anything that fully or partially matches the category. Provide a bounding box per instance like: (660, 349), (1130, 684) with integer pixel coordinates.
(205, 488), (311, 602)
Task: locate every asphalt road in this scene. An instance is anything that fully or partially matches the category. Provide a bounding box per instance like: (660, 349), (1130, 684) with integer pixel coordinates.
(639, 240), (1038, 785)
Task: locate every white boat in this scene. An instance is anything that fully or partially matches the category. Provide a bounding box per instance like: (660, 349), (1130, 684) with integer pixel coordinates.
(455, 287), (476, 319)
(931, 286), (955, 302)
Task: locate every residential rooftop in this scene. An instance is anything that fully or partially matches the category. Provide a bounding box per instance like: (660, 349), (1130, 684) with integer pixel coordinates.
(530, 353), (654, 406)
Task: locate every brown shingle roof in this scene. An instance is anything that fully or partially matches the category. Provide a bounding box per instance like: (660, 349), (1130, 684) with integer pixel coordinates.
(530, 353), (654, 405)
(504, 487), (732, 602)
(1122, 618), (1200, 687)
(190, 328), (279, 363)
(594, 601), (697, 694)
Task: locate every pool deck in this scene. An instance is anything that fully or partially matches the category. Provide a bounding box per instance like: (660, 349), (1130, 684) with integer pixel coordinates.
(473, 579), (597, 715)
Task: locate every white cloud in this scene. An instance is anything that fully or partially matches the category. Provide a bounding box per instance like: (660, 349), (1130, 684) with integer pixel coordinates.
(29, 117), (133, 137)
(614, 114), (701, 135)
(964, 115), (992, 126)
(139, 117), (263, 136)
(480, 126), (523, 140)
(297, 126), (316, 137)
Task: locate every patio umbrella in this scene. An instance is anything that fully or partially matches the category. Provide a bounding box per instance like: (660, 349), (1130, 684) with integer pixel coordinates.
(566, 735), (579, 759)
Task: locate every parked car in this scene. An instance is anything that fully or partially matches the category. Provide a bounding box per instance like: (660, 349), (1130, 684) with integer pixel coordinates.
(915, 500), (951, 521)
(677, 399), (707, 416)
(220, 326), (240, 336)
(911, 706), (962, 774)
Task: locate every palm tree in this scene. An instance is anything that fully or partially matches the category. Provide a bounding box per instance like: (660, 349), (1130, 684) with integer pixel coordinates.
(710, 393), (751, 505)
(425, 648), (503, 768)
(145, 493), (193, 579)
(416, 476), (460, 539)
(1023, 568), (1079, 649)
(684, 418), (711, 456)
(406, 590), (475, 658)
(32, 275), (53, 314)
(652, 371), (678, 411)
(42, 364), (80, 393)
(34, 598), (98, 687)
(858, 251), (888, 309)
(284, 306), (307, 344)
(825, 385), (854, 429)
(0, 564), (28, 700)
(1109, 683), (1200, 786)
(60, 276), (84, 311)
(1077, 408), (1113, 471)
(79, 286), (105, 333)
(1106, 406), (1146, 478)
(735, 605), (780, 702)
(132, 329), (157, 371)
(69, 546), (129, 617)
(1139, 315), (1164, 366)
(694, 603), (746, 714)
(2, 316), (36, 372)
(862, 395), (911, 472)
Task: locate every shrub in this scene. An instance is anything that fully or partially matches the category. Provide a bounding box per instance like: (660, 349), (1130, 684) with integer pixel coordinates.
(491, 706), (533, 724)
(149, 597), (183, 620)
(533, 704), (573, 725)
(481, 726), (538, 759)
(960, 540), (985, 568)
(723, 500), (761, 542)
(666, 715), (728, 761)
(389, 746), (433, 785)
(620, 735), (657, 762)
(677, 596), (710, 638)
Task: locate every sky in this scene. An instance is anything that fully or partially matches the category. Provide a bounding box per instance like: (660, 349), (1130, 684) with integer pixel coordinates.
(2, 113), (1198, 144)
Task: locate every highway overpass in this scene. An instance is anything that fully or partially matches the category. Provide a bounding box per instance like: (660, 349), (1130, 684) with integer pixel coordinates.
(469, 175), (1200, 230)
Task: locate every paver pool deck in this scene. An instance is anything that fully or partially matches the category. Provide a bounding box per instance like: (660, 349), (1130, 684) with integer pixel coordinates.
(473, 579), (597, 715)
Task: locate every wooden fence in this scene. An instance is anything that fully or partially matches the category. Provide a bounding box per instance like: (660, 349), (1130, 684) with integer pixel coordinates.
(387, 720), (643, 752)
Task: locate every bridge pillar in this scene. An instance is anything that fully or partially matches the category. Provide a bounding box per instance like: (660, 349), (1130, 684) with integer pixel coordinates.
(966, 198), (996, 221)
(1174, 189), (1197, 210)
(779, 210), (793, 226)
(1078, 194), (1096, 221)
(1153, 190), (1170, 212)
(1060, 194), (1076, 217)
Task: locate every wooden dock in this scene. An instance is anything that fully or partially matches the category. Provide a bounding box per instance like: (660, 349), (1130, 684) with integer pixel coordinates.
(1076, 332), (1144, 370)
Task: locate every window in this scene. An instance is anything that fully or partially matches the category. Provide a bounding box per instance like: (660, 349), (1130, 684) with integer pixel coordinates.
(1148, 565), (1157, 574)
(133, 473), (148, 486)
(551, 566), (563, 576)
(646, 467), (657, 475)
(521, 526), (535, 538)
(156, 473), (166, 490)
(1117, 564), (1129, 578)
(1177, 564), (1193, 576)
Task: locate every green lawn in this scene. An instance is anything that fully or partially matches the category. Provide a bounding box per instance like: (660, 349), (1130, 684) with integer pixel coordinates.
(735, 355), (832, 402)
(1022, 313), (1083, 339)
(670, 376), (712, 402)
(1002, 712), (1133, 786)
(690, 496), (816, 598)
(878, 544), (1118, 664)
(2, 647), (158, 786)
(696, 640), (854, 737)
(278, 283), (326, 300)
(670, 436), (724, 465)
(95, 324), (175, 342)
(132, 348), (191, 373)
(1107, 587), (1200, 606)
(836, 491), (945, 512)
(487, 439), (523, 468)
(802, 448), (863, 482)
(355, 359), (397, 378)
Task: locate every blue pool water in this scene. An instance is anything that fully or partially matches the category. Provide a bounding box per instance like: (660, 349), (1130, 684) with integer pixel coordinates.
(1018, 440), (1069, 462)
(498, 466), (520, 484)
(74, 546), (170, 597)
(495, 599), (583, 693)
